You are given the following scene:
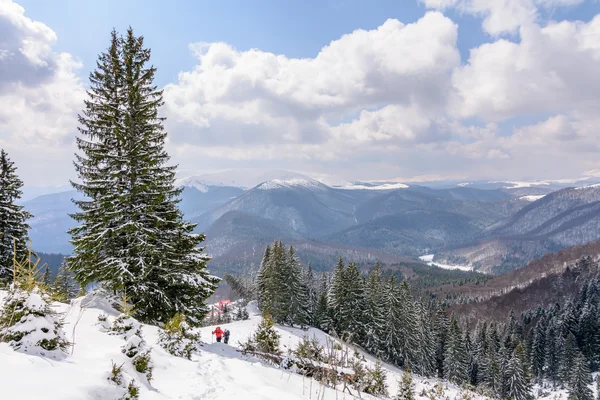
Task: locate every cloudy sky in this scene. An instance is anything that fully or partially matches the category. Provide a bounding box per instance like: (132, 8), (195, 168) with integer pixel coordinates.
(1, 0), (600, 187)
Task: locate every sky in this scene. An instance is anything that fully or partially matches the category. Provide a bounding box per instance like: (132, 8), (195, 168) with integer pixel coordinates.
(2, 0), (600, 187)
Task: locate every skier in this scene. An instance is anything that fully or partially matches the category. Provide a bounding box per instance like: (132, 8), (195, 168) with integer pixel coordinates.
(212, 326), (224, 343)
(223, 329), (230, 344)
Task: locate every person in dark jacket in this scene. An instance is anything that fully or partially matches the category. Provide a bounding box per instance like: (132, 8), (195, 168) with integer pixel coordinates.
(223, 329), (230, 344)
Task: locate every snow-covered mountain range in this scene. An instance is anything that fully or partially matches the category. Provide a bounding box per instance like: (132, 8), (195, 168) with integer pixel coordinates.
(20, 170), (600, 275)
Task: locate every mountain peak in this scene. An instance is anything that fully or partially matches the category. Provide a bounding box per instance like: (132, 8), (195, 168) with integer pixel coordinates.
(175, 177), (210, 192)
(256, 177), (327, 191)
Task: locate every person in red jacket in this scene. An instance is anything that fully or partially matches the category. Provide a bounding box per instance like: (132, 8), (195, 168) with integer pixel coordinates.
(212, 326), (224, 342)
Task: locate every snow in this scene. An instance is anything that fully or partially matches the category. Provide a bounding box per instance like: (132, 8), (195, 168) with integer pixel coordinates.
(174, 177), (209, 192)
(257, 178), (326, 191)
(575, 183), (600, 190)
(457, 182), (471, 187)
(0, 292), (490, 400)
(337, 182), (409, 191)
(519, 195), (546, 202)
(419, 254), (474, 272)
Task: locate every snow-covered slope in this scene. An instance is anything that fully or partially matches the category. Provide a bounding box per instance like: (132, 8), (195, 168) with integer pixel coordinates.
(0, 292), (486, 400)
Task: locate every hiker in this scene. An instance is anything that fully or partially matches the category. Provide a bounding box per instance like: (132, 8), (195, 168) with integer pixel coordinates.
(223, 329), (230, 344)
(212, 326), (224, 343)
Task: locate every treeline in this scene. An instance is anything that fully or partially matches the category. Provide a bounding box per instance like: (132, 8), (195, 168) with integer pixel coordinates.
(227, 240), (600, 400)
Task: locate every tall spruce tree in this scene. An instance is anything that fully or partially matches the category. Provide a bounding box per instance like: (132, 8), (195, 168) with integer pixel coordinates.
(0, 149), (32, 283)
(68, 28), (218, 325)
(257, 244), (274, 313)
(315, 273), (332, 332)
(286, 246), (309, 327)
(444, 317), (469, 385)
(303, 264), (318, 326)
(365, 263), (386, 357)
(569, 353), (594, 400)
(328, 257), (347, 336)
(384, 276), (404, 365)
(504, 349), (533, 400)
(397, 281), (419, 369)
(416, 299), (437, 377)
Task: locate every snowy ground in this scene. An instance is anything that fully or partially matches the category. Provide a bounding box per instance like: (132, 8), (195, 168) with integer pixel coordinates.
(0, 290), (492, 400)
(419, 254), (474, 272)
(3, 290), (592, 399)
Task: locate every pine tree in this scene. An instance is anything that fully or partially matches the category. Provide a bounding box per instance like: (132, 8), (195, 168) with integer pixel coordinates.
(269, 241), (288, 324)
(0, 149), (32, 283)
(68, 28), (218, 325)
(328, 257), (346, 335)
(562, 333), (579, 384)
(284, 246), (310, 327)
(531, 320), (546, 381)
(416, 300), (437, 377)
(257, 244), (274, 314)
(395, 281), (419, 369)
(545, 320), (561, 386)
(52, 262), (79, 302)
(569, 353), (594, 400)
(315, 273), (332, 332)
(41, 264), (51, 287)
(365, 263), (386, 357)
(396, 368), (415, 400)
(504, 346), (533, 400)
(303, 263), (318, 326)
(434, 308), (450, 378)
(444, 317), (469, 385)
(384, 276), (402, 365)
(343, 262), (367, 344)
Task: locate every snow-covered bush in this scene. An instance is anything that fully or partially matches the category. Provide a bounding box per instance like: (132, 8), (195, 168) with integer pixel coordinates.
(110, 313), (142, 339)
(158, 313), (199, 360)
(0, 287), (69, 358)
(107, 361), (141, 400)
(96, 313), (110, 331)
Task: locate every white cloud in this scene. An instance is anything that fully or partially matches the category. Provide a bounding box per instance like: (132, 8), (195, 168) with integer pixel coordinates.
(452, 15), (600, 121)
(421, 0), (584, 35)
(164, 12), (459, 164)
(0, 0), (85, 186)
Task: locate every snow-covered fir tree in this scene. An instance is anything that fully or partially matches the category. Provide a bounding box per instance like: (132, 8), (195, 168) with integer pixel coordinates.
(285, 246), (310, 327)
(68, 28), (218, 325)
(315, 273), (332, 332)
(504, 346), (533, 400)
(158, 313), (199, 360)
(364, 263), (386, 357)
(0, 149), (32, 284)
(302, 263), (318, 327)
(52, 261), (79, 302)
(416, 299), (437, 377)
(569, 352), (594, 400)
(444, 317), (469, 385)
(328, 257), (347, 335)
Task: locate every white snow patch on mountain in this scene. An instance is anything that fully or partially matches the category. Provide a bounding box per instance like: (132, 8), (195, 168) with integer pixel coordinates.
(519, 195), (546, 202)
(419, 254), (474, 272)
(575, 183), (600, 190)
(175, 177), (210, 192)
(257, 178), (326, 191)
(337, 182), (409, 190)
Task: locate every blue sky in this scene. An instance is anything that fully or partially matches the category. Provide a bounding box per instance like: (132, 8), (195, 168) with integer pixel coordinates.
(2, 0), (600, 186)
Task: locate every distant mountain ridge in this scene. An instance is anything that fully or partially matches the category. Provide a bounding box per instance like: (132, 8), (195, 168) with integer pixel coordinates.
(435, 185), (600, 273)
(21, 169), (600, 275)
